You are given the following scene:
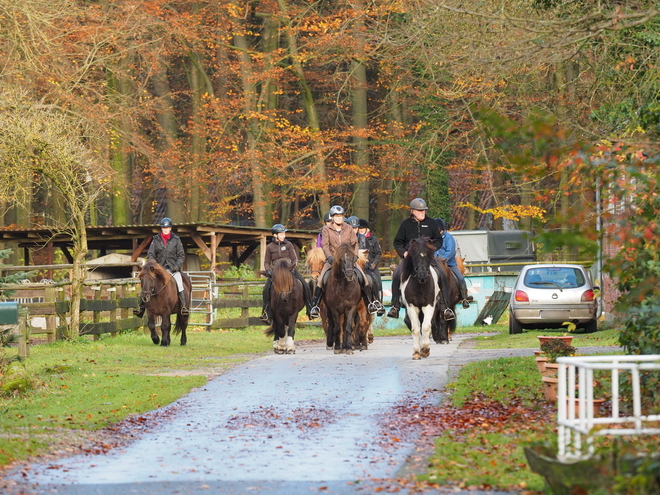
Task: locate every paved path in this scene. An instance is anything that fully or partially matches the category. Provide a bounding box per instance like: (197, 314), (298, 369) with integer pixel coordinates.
(3, 334), (619, 494)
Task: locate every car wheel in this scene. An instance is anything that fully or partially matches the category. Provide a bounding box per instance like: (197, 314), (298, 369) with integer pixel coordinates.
(583, 319), (598, 334)
(509, 312), (523, 334)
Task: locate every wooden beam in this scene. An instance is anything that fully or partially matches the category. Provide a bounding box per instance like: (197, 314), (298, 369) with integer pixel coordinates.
(132, 236), (153, 261)
(189, 232), (212, 261)
(237, 245), (257, 265)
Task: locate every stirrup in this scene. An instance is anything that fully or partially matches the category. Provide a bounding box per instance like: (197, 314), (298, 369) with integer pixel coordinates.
(309, 306), (321, 319)
(133, 308), (144, 318)
(387, 306), (399, 319)
(443, 308), (455, 320)
(259, 311), (270, 322)
(180, 307), (190, 316)
(462, 299), (471, 309)
(368, 300), (383, 314)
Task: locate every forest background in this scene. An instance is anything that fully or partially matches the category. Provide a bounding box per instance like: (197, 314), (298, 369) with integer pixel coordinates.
(0, 0), (658, 256)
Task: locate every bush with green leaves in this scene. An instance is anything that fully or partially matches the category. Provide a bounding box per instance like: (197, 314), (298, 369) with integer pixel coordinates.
(540, 338), (577, 363)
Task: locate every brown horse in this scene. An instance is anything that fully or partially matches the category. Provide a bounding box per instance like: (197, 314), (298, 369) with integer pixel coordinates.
(264, 259), (305, 354)
(137, 260), (191, 346)
(306, 247), (372, 351)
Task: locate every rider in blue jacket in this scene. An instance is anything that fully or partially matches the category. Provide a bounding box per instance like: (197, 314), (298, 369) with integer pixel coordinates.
(434, 218), (472, 309)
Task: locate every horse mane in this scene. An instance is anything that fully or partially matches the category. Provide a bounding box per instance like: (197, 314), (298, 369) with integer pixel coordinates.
(272, 259), (294, 294)
(356, 249), (368, 269)
(306, 247), (326, 278)
(400, 237), (435, 280)
(140, 259), (169, 283)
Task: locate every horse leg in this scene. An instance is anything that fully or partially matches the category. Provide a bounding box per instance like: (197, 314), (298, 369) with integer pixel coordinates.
(178, 313), (188, 346)
(285, 315), (297, 354)
(408, 308), (423, 360)
(420, 305), (435, 357)
(342, 308), (355, 354)
(160, 315), (171, 347)
(147, 316), (159, 345)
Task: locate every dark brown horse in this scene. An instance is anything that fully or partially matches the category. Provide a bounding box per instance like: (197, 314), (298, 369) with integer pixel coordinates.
(307, 246), (372, 352)
(264, 259), (305, 354)
(323, 243), (364, 354)
(431, 258), (460, 345)
(137, 260), (191, 346)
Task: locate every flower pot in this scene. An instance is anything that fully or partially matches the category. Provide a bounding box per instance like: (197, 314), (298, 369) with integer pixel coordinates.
(542, 362), (559, 377)
(538, 335), (574, 346)
(535, 355), (548, 373)
(566, 398), (606, 417)
(542, 376), (558, 402)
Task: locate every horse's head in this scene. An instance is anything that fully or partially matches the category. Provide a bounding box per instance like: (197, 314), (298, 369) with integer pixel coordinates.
(306, 247), (326, 281)
(138, 260), (168, 303)
(333, 243), (357, 282)
(407, 237), (435, 282)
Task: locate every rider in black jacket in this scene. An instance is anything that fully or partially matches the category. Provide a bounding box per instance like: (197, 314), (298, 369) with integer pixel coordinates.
(387, 198), (445, 319)
(134, 217), (190, 317)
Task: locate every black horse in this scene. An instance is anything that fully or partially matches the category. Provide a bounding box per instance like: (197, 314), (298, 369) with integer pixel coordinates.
(137, 260), (191, 346)
(323, 243), (364, 354)
(264, 259), (305, 354)
(400, 237), (442, 359)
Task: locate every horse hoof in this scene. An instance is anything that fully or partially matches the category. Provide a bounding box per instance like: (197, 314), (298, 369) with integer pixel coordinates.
(274, 348), (285, 354)
(326, 346), (333, 351)
(413, 353), (421, 360)
(345, 349), (354, 355)
(286, 349), (296, 354)
(152, 338), (160, 345)
(334, 349), (342, 355)
(421, 348), (430, 358)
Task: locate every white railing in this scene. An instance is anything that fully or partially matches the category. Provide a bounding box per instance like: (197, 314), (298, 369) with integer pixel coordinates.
(556, 354), (660, 461)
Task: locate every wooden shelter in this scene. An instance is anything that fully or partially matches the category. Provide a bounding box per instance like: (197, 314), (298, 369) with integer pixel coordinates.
(0, 223), (318, 273)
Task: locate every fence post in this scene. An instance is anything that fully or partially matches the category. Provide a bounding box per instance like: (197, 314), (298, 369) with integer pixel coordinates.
(56, 287), (66, 340)
(18, 307), (29, 359)
(109, 285), (117, 337)
(45, 286), (57, 343)
(242, 285), (249, 321)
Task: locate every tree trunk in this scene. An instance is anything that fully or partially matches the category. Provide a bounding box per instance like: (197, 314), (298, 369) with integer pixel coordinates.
(351, 59), (370, 220)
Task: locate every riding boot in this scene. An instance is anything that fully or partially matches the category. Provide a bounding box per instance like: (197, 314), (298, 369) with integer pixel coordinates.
(178, 290), (190, 316)
(309, 286), (323, 319)
(260, 301), (272, 323)
(460, 278), (471, 309)
(387, 268), (401, 318)
(133, 300), (145, 318)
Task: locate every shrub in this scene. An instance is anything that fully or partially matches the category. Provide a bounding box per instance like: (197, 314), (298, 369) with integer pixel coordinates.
(540, 338), (576, 363)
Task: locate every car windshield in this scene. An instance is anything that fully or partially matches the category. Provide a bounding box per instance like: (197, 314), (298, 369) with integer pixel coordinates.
(524, 267), (585, 289)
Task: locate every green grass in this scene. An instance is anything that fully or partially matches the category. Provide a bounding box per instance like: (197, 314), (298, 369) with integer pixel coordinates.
(469, 327), (620, 349)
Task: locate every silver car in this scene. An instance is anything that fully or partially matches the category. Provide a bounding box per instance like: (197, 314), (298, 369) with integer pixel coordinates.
(509, 264), (599, 334)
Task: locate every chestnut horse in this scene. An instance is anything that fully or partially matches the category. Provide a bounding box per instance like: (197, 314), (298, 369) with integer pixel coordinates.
(137, 260), (191, 346)
(264, 259), (305, 354)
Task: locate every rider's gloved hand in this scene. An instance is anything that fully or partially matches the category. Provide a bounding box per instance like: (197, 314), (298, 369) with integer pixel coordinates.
(265, 269), (272, 277)
(327, 256), (334, 265)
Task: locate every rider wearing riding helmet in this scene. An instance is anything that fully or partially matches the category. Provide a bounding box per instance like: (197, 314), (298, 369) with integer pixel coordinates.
(309, 205), (383, 318)
(317, 212), (332, 248)
(260, 224), (314, 323)
(134, 217), (189, 317)
(434, 218), (472, 309)
(387, 198), (449, 319)
(357, 218), (385, 316)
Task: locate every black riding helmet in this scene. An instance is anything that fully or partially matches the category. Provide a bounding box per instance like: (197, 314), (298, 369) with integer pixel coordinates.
(435, 218), (446, 231)
(359, 218), (369, 228)
(271, 224), (287, 234)
(323, 212), (332, 222)
(346, 216), (360, 228)
(160, 217), (173, 228)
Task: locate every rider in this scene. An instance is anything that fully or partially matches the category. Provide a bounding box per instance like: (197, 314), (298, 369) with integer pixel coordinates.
(260, 224), (314, 323)
(134, 217), (189, 317)
(317, 212), (332, 247)
(386, 198), (450, 319)
(309, 205), (383, 318)
(357, 218), (385, 316)
(434, 218), (472, 309)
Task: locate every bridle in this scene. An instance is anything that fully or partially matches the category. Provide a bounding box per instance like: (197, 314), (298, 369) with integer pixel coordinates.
(140, 272), (171, 303)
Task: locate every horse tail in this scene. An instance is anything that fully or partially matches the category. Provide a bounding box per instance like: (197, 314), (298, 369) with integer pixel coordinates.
(264, 324), (275, 337)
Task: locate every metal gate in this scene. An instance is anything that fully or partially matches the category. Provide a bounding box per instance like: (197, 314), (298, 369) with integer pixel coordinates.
(186, 271), (215, 326)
